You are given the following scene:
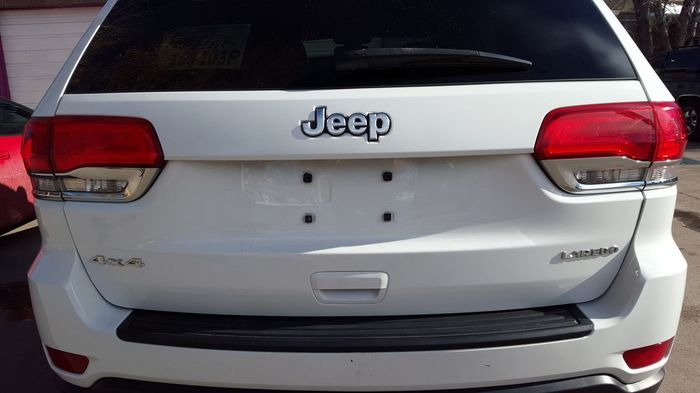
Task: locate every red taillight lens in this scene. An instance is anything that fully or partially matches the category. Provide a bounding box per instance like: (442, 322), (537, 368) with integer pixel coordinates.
(46, 346), (89, 374)
(20, 116), (164, 202)
(52, 116), (164, 173)
(652, 103), (688, 161)
(623, 338), (674, 369)
(535, 102), (687, 194)
(21, 117), (53, 173)
(534, 103), (656, 161)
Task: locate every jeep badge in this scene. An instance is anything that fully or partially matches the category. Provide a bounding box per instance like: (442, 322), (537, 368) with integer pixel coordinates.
(301, 106), (391, 142)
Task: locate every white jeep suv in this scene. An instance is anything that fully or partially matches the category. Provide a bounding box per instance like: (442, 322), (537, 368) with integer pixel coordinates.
(23, 1), (688, 392)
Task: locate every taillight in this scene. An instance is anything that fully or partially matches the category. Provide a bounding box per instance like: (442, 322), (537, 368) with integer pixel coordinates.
(535, 102), (687, 194)
(623, 338), (674, 369)
(21, 116), (164, 202)
(21, 117), (52, 173)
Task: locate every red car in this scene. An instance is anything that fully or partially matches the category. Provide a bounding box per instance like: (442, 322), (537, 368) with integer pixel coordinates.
(0, 98), (34, 234)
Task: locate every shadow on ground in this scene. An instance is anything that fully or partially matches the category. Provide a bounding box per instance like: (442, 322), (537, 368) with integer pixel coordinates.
(0, 224), (58, 393)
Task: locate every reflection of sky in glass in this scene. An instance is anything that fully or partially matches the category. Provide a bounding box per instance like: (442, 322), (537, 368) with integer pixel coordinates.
(477, 1), (635, 79)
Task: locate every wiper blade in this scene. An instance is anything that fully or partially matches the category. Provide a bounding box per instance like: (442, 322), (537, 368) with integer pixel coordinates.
(335, 48), (532, 72)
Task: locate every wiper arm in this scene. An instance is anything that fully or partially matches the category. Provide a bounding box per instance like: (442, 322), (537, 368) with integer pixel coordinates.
(335, 48), (532, 72)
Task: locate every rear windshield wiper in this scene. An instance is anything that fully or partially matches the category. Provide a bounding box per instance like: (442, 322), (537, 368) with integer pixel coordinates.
(335, 48), (532, 73)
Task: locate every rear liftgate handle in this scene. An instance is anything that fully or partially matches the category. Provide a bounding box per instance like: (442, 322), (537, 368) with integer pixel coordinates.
(310, 272), (389, 304)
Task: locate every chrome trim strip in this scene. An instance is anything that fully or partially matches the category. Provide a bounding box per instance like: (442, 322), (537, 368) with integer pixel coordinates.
(574, 180), (646, 192)
(648, 159), (683, 168)
(32, 190), (62, 201)
(644, 179), (679, 189)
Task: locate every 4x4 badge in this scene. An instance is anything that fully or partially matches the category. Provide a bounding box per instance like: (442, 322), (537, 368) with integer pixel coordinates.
(301, 106), (391, 142)
(90, 255), (145, 268)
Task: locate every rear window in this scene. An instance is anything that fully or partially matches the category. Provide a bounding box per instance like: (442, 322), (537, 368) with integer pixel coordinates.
(67, 0), (636, 93)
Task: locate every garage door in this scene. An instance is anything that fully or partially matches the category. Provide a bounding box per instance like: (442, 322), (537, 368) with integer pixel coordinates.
(0, 7), (100, 109)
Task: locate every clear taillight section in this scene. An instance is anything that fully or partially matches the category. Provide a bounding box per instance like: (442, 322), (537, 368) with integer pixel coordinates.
(535, 102), (687, 194)
(21, 116), (164, 202)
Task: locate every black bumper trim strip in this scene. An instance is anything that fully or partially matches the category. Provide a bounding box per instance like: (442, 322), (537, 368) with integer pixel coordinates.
(116, 306), (592, 353)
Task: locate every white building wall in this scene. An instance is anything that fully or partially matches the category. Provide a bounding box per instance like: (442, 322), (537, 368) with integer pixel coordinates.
(0, 7), (100, 108)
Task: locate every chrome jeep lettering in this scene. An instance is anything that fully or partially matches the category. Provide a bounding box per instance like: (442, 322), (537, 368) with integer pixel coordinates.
(301, 106), (391, 142)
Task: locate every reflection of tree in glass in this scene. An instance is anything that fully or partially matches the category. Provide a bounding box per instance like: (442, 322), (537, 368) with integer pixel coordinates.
(605, 0), (700, 56)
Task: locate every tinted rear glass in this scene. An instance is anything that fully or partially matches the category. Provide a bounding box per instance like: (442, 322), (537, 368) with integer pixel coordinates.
(67, 0), (636, 93)
(666, 49), (700, 72)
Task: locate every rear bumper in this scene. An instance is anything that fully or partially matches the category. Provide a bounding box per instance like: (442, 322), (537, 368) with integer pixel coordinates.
(28, 188), (686, 391)
(58, 371), (665, 393)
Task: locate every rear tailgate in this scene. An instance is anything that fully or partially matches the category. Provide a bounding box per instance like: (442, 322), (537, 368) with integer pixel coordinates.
(58, 81), (646, 315)
(53, 0), (647, 315)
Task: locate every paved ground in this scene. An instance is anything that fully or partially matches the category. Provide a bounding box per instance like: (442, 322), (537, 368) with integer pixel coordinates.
(1, 144), (699, 392)
(660, 143), (700, 393)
